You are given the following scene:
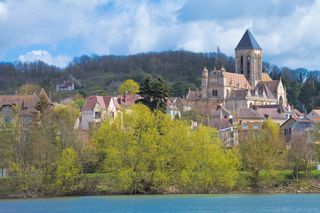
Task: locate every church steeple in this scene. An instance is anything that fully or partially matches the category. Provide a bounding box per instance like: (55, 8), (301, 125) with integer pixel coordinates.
(235, 29), (262, 86)
(235, 29), (261, 50)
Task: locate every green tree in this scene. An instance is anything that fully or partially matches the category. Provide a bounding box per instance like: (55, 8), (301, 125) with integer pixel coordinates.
(54, 148), (81, 193)
(138, 75), (170, 112)
(118, 79), (140, 95)
(240, 119), (285, 189)
(18, 83), (41, 95)
(288, 134), (315, 180)
(171, 81), (188, 97)
(35, 89), (51, 114)
(94, 104), (239, 194)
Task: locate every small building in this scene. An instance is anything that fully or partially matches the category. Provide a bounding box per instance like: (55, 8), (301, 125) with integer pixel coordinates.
(166, 97), (191, 118)
(252, 104), (292, 125)
(56, 81), (75, 91)
(280, 117), (315, 144)
(208, 106), (238, 147)
(0, 89), (51, 177)
(80, 96), (119, 130)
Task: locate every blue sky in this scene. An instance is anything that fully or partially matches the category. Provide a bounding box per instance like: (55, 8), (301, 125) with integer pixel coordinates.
(0, 0), (319, 69)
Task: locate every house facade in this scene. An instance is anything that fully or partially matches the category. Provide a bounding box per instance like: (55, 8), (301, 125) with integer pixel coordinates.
(56, 81), (75, 91)
(80, 96), (119, 130)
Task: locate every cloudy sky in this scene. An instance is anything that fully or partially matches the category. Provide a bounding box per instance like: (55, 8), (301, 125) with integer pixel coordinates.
(0, 0), (319, 69)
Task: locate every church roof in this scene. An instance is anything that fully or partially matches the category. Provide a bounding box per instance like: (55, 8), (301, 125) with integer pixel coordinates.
(257, 80), (279, 95)
(235, 29), (262, 50)
(223, 72), (251, 89)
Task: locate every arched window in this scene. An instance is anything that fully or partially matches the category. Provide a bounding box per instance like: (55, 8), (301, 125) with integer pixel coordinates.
(247, 55), (250, 75)
(240, 56), (244, 74)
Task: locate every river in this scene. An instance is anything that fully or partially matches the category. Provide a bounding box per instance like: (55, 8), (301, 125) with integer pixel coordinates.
(1, 194), (320, 212)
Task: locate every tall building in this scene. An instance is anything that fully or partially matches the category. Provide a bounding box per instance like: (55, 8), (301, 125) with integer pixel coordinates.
(186, 29), (287, 115)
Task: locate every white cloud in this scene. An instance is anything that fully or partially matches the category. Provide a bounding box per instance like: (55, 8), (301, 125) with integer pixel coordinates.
(0, 2), (7, 21)
(19, 50), (70, 67)
(0, 0), (320, 70)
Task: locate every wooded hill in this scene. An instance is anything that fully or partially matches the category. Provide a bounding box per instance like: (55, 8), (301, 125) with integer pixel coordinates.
(1, 50), (320, 112)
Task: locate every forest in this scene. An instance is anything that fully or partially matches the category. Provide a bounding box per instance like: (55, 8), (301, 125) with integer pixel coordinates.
(1, 50), (320, 112)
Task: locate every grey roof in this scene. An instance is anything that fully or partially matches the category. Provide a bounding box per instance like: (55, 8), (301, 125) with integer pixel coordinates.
(236, 108), (263, 119)
(235, 29), (262, 50)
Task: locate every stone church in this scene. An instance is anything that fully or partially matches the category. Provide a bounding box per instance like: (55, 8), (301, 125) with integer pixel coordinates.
(186, 29), (287, 114)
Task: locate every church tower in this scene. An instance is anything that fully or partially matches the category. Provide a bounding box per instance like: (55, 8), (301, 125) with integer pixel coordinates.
(235, 30), (262, 86)
(201, 66), (208, 98)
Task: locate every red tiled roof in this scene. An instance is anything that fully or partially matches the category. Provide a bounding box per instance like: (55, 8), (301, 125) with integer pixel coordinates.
(223, 72), (251, 89)
(82, 95), (113, 111)
(117, 94), (139, 107)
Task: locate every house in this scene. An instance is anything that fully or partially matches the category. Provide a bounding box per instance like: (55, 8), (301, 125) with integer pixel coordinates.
(0, 90), (50, 177)
(234, 108), (265, 142)
(280, 117), (315, 144)
(166, 97), (191, 118)
(80, 96), (119, 130)
(56, 81), (75, 91)
(185, 30), (287, 115)
(208, 106), (238, 147)
(116, 94), (140, 107)
(0, 91), (50, 127)
(306, 109), (320, 122)
(252, 104), (293, 125)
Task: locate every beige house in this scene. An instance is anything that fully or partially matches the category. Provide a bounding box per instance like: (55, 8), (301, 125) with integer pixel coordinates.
(80, 96), (119, 130)
(186, 30), (287, 115)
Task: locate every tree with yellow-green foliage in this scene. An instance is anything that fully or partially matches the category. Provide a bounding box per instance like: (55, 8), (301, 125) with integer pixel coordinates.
(240, 119), (285, 189)
(94, 104), (239, 194)
(54, 148), (81, 193)
(118, 79), (140, 95)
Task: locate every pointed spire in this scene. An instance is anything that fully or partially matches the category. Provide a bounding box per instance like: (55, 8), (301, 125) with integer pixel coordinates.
(235, 29), (261, 50)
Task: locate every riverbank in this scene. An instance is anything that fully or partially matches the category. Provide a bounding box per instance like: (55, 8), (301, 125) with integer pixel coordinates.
(2, 173), (320, 199)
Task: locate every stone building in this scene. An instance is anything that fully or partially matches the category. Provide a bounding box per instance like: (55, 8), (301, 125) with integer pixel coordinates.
(186, 30), (287, 115)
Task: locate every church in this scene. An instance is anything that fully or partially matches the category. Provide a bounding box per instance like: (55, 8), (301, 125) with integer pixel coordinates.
(186, 29), (287, 115)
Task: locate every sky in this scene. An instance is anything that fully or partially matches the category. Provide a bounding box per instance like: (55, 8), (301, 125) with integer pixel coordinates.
(0, 0), (319, 70)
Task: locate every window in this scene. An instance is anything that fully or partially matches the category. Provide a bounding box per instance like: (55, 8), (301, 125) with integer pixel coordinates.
(95, 111), (101, 119)
(242, 124), (248, 129)
(284, 128), (292, 135)
(247, 55), (250, 75)
(212, 90), (218, 96)
(240, 56), (244, 74)
(253, 125), (259, 129)
(4, 116), (11, 123)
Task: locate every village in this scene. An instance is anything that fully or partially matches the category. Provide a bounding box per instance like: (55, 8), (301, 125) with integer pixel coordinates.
(0, 30), (319, 196)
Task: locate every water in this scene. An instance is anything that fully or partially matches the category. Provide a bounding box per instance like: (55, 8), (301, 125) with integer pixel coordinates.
(1, 194), (320, 213)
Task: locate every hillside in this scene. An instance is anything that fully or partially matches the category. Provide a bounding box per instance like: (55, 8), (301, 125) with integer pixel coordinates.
(0, 50), (320, 112)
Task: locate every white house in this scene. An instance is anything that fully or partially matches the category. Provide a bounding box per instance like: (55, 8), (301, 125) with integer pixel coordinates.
(80, 96), (119, 130)
(56, 81), (75, 91)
